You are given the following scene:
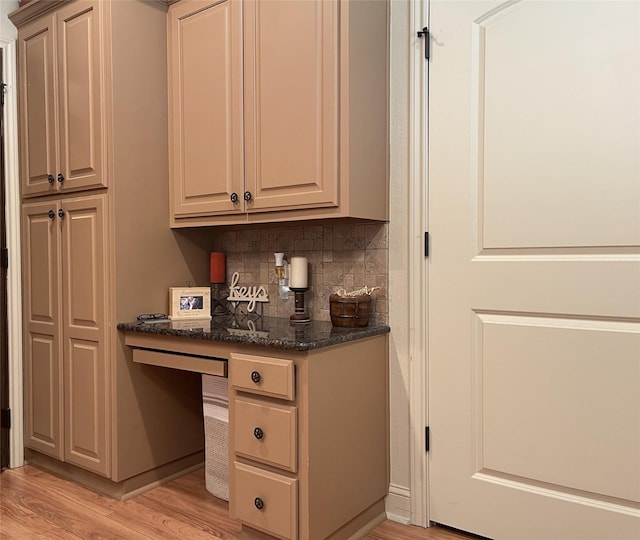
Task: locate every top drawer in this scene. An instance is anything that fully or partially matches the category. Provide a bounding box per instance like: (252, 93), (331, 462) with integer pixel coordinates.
(230, 353), (295, 400)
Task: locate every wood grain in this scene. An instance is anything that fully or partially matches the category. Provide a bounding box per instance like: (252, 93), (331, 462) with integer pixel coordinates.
(0, 466), (476, 539)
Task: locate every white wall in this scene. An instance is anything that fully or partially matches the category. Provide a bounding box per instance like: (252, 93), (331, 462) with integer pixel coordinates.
(387, 0), (413, 523)
(1, 2), (18, 40)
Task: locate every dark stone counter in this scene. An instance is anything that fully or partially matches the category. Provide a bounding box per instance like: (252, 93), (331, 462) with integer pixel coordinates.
(117, 316), (390, 352)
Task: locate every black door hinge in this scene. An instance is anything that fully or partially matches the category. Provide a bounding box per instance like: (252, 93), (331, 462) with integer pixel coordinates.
(425, 426), (430, 452)
(0, 82), (7, 106)
(417, 27), (430, 60)
(0, 248), (7, 269)
(1, 409), (11, 429)
(424, 232), (429, 257)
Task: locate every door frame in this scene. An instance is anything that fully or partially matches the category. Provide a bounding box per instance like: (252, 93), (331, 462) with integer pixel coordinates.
(408, 0), (429, 527)
(2, 37), (23, 469)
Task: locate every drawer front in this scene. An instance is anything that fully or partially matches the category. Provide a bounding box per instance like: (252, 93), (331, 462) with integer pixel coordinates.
(133, 348), (226, 377)
(230, 353), (294, 400)
(234, 396), (297, 472)
(233, 461), (298, 540)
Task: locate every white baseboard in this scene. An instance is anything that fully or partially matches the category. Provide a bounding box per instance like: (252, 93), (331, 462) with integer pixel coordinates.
(385, 483), (412, 524)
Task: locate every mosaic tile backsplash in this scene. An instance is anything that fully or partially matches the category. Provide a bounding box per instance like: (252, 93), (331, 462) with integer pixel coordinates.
(210, 222), (389, 325)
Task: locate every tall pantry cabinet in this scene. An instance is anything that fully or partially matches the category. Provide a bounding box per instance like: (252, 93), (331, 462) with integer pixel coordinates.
(12, 0), (208, 491)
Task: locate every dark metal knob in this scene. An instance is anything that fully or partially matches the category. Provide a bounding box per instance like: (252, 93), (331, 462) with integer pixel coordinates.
(243, 191), (252, 202)
(47, 174), (54, 184)
(58, 209), (65, 219)
(253, 427), (264, 440)
(230, 192), (239, 203)
(57, 173), (64, 183)
(48, 210), (55, 219)
(254, 497), (264, 510)
(250, 371), (261, 384)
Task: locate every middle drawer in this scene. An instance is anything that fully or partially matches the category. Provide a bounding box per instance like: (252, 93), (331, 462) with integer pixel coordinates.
(233, 395), (298, 472)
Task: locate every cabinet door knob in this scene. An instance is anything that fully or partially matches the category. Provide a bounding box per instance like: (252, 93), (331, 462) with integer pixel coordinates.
(57, 173), (64, 183)
(230, 192), (239, 203)
(253, 427), (264, 440)
(58, 209), (65, 219)
(254, 497), (265, 510)
(250, 371), (261, 384)
(48, 210), (55, 219)
(47, 174), (54, 184)
(243, 191), (252, 202)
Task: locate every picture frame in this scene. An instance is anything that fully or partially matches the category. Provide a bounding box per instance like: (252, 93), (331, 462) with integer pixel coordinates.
(169, 287), (211, 320)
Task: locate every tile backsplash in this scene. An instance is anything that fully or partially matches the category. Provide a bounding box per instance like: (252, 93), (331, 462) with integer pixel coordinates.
(210, 222), (389, 325)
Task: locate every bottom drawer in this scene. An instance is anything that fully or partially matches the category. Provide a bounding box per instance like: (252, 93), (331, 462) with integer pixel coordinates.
(233, 461), (298, 540)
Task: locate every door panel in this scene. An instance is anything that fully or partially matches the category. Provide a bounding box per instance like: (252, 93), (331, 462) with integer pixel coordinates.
(57, 0), (106, 193)
(476, 313), (639, 502)
(429, 1), (640, 538)
(169, 0), (244, 217)
(243, 0), (338, 211)
(65, 338), (105, 471)
(18, 15), (57, 198)
(22, 202), (62, 459)
(476, 2), (640, 250)
(29, 335), (60, 450)
(61, 195), (108, 476)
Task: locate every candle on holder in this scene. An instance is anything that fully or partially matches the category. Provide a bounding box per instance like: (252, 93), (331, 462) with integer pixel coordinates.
(289, 257), (308, 289)
(210, 252), (226, 284)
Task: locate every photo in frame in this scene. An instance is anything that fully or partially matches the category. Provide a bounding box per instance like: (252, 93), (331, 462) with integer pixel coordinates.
(169, 287), (212, 320)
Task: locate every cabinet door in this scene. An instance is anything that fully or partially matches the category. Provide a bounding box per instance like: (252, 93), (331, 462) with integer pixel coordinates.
(169, 0), (244, 218)
(18, 15), (58, 198)
(22, 201), (63, 459)
(56, 0), (107, 193)
(60, 195), (109, 476)
(243, 0), (339, 212)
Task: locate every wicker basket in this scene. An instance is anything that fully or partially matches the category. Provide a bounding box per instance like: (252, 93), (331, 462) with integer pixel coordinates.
(330, 294), (371, 327)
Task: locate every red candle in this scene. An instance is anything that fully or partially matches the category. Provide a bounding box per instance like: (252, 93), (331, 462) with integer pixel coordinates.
(210, 252), (226, 284)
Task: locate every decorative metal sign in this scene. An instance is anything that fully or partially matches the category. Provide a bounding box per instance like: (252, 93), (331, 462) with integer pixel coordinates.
(227, 272), (269, 312)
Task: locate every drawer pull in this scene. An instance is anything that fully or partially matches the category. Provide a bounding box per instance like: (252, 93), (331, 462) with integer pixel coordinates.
(253, 427), (264, 440)
(251, 370), (261, 384)
(254, 497), (265, 510)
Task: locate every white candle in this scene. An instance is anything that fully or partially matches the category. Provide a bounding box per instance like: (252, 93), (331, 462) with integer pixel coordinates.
(289, 256), (308, 288)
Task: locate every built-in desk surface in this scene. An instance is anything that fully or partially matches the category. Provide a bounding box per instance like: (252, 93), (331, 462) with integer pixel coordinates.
(117, 316), (389, 352)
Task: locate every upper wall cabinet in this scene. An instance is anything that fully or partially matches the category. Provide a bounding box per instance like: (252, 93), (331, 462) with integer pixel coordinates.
(18, 0), (107, 198)
(168, 0), (389, 227)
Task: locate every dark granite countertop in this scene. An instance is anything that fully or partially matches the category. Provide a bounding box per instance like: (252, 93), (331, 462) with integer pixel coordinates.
(117, 316), (390, 352)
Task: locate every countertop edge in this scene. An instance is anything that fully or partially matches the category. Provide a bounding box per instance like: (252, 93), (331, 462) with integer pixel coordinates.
(117, 318), (390, 352)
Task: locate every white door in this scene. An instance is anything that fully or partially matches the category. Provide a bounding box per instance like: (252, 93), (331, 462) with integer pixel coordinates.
(428, 2), (640, 539)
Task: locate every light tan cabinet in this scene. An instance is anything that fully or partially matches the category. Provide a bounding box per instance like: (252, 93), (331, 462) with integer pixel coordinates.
(122, 330), (389, 540)
(22, 195), (108, 476)
(13, 0), (211, 493)
(229, 338), (389, 540)
(168, 0), (388, 227)
(17, 0), (106, 198)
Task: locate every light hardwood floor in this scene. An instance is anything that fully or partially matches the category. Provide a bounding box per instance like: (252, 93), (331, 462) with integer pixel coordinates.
(0, 465), (476, 539)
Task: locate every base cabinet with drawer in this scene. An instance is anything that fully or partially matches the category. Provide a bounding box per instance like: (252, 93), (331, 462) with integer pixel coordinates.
(228, 335), (389, 540)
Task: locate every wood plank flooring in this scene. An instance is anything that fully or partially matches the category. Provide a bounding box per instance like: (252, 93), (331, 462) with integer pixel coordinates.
(0, 465), (475, 539)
